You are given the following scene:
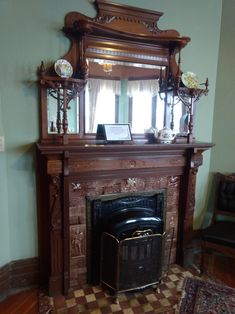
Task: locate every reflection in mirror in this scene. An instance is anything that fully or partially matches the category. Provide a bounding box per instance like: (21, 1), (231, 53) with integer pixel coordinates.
(85, 78), (119, 133)
(47, 92), (79, 134)
(163, 94), (185, 133)
(85, 58), (184, 134)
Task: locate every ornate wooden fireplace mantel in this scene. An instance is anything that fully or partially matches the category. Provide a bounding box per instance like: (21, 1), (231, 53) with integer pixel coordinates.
(35, 0), (213, 296)
(36, 142), (213, 295)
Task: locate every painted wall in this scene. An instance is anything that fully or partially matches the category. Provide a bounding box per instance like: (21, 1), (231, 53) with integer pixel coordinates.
(0, 0), (222, 266)
(0, 93), (10, 266)
(201, 0), (235, 227)
(211, 0), (235, 173)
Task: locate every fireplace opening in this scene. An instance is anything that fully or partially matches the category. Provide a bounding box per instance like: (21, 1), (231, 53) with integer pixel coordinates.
(86, 190), (167, 285)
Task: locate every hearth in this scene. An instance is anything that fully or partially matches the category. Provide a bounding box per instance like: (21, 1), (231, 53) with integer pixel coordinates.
(86, 190), (169, 289)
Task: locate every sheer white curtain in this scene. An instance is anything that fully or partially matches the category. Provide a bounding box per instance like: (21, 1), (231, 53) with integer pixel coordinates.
(127, 79), (184, 132)
(86, 78), (121, 133)
(127, 79), (159, 133)
(127, 79), (159, 97)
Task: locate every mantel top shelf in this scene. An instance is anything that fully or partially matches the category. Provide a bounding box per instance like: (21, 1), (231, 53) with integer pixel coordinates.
(37, 141), (214, 155)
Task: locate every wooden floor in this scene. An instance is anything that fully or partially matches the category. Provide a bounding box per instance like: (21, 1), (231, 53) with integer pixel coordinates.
(0, 289), (38, 314)
(204, 252), (235, 288)
(0, 254), (235, 314)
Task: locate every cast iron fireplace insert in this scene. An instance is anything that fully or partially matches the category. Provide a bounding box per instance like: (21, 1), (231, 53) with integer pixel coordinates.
(86, 190), (167, 285)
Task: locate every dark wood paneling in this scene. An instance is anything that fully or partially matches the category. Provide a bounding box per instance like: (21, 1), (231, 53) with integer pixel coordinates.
(0, 264), (10, 301)
(0, 258), (39, 301)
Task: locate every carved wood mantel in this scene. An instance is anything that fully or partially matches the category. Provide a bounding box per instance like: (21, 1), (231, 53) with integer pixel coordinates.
(36, 142), (213, 295)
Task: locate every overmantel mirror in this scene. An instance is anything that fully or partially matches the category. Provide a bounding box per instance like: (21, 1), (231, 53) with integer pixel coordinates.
(38, 0), (191, 144)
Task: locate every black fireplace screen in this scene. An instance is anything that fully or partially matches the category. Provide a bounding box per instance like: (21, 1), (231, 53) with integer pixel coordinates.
(100, 228), (173, 293)
(86, 190), (168, 285)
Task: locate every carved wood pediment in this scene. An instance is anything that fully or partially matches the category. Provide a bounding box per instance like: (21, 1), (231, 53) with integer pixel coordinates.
(64, 1), (190, 47)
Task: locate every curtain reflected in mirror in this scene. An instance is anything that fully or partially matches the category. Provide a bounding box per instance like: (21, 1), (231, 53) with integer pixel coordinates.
(85, 78), (120, 133)
(128, 80), (159, 133)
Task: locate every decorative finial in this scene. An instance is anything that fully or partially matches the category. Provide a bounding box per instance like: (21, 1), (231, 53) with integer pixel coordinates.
(39, 61), (45, 73)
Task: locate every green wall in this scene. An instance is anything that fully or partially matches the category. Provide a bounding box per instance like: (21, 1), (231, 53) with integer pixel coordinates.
(0, 92), (10, 266)
(211, 0), (235, 172)
(0, 0), (222, 266)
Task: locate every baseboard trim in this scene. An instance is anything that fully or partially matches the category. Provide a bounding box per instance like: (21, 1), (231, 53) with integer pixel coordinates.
(0, 257), (39, 301)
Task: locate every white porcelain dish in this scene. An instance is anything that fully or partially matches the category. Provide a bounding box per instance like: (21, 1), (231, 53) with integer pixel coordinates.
(181, 72), (199, 89)
(54, 59), (73, 78)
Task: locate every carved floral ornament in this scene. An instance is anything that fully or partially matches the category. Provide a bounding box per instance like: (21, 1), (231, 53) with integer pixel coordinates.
(94, 12), (162, 34)
(124, 178), (137, 191)
(168, 176), (180, 187)
(71, 182), (82, 192)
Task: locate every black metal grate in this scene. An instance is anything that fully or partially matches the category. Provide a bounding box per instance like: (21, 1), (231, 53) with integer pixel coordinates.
(119, 234), (162, 291)
(100, 229), (173, 293)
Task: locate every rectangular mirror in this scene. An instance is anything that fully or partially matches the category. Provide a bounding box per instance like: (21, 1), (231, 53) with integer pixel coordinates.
(85, 58), (169, 134)
(47, 90), (79, 134)
(84, 57), (185, 134)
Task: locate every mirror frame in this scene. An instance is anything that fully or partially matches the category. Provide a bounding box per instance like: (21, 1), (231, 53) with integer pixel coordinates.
(38, 0), (190, 144)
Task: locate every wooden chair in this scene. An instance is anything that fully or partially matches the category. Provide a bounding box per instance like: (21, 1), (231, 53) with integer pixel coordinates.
(201, 172), (235, 273)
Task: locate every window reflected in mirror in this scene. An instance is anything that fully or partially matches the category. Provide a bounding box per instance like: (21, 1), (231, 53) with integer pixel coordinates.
(84, 58), (184, 135)
(131, 92), (164, 133)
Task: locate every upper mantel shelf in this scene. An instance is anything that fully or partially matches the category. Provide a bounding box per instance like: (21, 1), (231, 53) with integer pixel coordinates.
(37, 142), (214, 155)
